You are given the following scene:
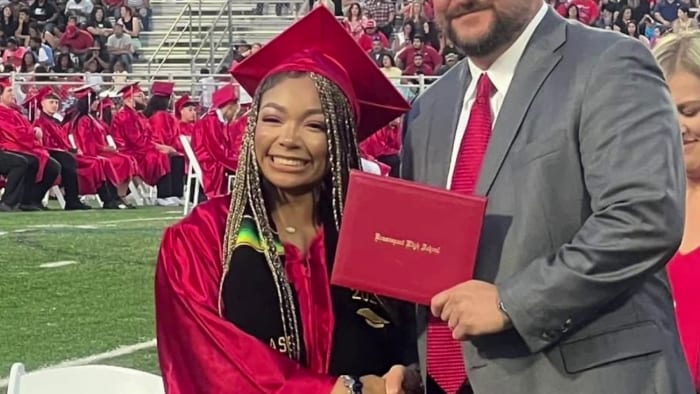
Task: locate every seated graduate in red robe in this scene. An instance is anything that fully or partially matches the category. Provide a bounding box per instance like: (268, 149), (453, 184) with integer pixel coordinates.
(190, 83), (245, 199)
(143, 81), (186, 206)
(0, 77), (60, 211)
(360, 117), (402, 177)
(111, 82), (171, 189)
(66, 86), (138, 208)
(174, 94), (197, 150)
(32, 87), (126, 209)
(155, 8), (417, 394)
(23, 87), (93, 210)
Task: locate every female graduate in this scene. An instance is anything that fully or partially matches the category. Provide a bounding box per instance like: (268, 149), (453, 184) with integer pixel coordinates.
(155, 7), (417, 394)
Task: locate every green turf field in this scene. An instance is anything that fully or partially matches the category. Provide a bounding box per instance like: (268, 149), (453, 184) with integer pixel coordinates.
(0, 206), (181, 384)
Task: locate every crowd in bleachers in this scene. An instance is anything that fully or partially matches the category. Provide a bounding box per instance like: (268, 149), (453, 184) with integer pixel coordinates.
(0, 0), (151, 104)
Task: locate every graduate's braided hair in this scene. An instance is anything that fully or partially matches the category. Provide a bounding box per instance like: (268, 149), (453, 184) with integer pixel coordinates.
(221, 71), (361, 363)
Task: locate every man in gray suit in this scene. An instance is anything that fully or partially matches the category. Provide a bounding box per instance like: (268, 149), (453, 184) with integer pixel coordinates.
(385, 0), (694, 393)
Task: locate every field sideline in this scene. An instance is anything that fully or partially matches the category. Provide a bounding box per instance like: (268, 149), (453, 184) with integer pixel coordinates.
(0, 206), (181, 385)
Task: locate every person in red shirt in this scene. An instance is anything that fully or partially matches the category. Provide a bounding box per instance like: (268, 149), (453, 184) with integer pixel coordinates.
(357, 19), (390, 52)
(154, 7), (414, 394)
(396, 34), (442, 71)
(59, 18), (95, 56)
(190, 83), (243, 199)
(402, 53), (434, 76)
(567, 0), (600, 25)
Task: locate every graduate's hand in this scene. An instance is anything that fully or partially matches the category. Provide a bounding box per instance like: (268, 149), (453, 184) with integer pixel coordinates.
(431, 280), (512, 340)
(384, 365), (422, 394)
(360, 375), (387, 394)
(34, 127), (43, 140)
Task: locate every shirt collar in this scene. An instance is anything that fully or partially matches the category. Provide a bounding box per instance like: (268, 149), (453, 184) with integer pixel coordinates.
(467, 1), (548, 95)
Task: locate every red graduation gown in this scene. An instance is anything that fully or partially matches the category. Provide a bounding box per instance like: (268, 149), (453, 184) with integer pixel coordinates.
(112, 106), (170, 186)
(149, 111), (186, 174)
(36, 112), (106, 195)
(176, 120), (195, 154)
(155, 196), (337, 394)
(359, 123), (402, 159)
(0, 104), (50, 182)
(190, 112), (245, 198)
(70, 115), (138, 185)
(668, 248), (700, 391)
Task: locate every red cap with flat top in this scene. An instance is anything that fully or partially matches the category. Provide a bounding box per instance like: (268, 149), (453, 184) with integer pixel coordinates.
(151, 81), (175, 97)
(119, 82), (143, 100)
(230, 6), (410, 141)
(71, 84), (97, 99)
(175, 94), (196, 118)
(211, 84), (238, 109)
(0, 76), (11, 89)
(22, 87), (55, 108)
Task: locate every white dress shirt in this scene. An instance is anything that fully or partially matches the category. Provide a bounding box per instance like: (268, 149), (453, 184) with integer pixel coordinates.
(446, 2), (549, 188)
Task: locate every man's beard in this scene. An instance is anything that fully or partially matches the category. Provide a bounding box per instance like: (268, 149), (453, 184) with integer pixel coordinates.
(445, 7), (528, 58)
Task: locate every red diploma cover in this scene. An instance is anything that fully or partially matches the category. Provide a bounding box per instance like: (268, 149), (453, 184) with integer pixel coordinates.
(331, 170), (487, 305)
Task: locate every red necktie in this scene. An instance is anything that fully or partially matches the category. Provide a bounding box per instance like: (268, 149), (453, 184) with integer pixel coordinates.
(427, 74), (495, 394)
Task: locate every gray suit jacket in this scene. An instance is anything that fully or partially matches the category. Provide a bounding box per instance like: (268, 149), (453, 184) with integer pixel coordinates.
(401, 10), (694, 394)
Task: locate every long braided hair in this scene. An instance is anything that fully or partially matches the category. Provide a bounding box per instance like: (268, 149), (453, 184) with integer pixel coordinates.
(221, 71), (362, 362)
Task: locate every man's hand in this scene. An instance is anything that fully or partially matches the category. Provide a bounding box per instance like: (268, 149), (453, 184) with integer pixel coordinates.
(34, 127), (43, 141)
(330, 375), (386, 394)
(384, 365), (422, 394)
(431, 280), (512, 340)
(155, 144), (176, 155)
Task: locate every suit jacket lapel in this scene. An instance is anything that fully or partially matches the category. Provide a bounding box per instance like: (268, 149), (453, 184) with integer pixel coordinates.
(425, 61), (471, 188)
(476, 10), (567, 196)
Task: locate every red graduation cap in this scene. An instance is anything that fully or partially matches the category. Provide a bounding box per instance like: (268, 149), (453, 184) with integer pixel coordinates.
(231, 6), (410, 141)
(71, 84), (96, 99)
(175, 94), (196, 118)
(211, 84), (238, 110)
(151, 81), (175, 97)
(0, 76), (12, 89)
(119, 82), (143, 100)
(22, 86), (55, 108)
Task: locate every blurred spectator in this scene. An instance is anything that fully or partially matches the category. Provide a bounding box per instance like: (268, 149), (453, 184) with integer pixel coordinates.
(654, 0), (683, 26)
(2, 37), (25, 68)
(29, 36), (54, 68)
(402, 0), (432, 24)
(0, 6), (17, 44)
(65, 0), (94, 25)
(379, 53), (401, 79)
(436, 52), (459, 76)
(60, 21), (96, 58)
(673, 6), (698, 32)
(357, 19), (389, 51)
(439, 36), (463, 62)
(345, 2), (366, 40)
(566, 4), (581, 21)
(392, 21), (414, 53)
(111, 60), (128, 90)
(363, 0), (394, 39)
(301, 0), (336, 14)
(118, 0), (150, 31)
(86, 6), (113, 46)
(418, 19), (439, 49)
(402, 52), (433, 76)
(19, 50), (37, 72)
(29, 0), (59, 33)
(54, 52), (77, 73)
(396, 34), (441, 71)
(85, 41), (110, 70)
(117, 6), (141, 55)
(624, 19), (652, 47)
(368, 37), (392, 66)
(250, 42), (262, 55)
(107, 22), (133, 72)
(84, 58), (103, 88)
(15, 8), (31, 46)
(595, 4), (616, 29)
(566, 0), (599, 25)
(197, 68), (215, 109)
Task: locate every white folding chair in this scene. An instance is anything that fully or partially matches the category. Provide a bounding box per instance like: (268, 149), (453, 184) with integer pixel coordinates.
(179, 134), (204, 216)
(106, 134), (148, 206)
(7, 363), (164, 394)
(43, 186), (66, 209)
(68, 134), (103, 207)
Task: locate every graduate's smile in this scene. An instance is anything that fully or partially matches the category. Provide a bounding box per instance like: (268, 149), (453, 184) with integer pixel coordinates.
(268, 155), (310, 172)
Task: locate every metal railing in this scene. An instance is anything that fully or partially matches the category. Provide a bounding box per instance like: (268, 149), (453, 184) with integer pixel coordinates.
(4, 72), (440, 102)
(190, 0), (236, 74)
(146, 0), (199, 77)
